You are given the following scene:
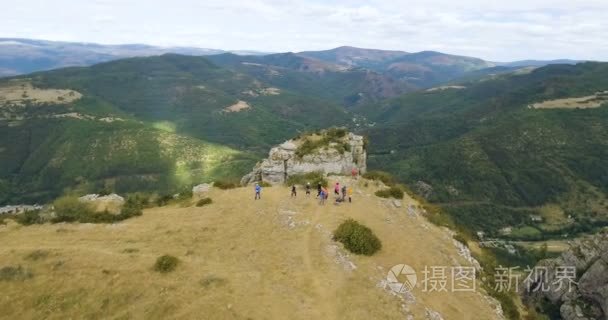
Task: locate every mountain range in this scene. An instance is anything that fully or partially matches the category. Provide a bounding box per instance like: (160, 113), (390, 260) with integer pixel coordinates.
(0, 39), (585, 88)
(1, 38), (607, 320)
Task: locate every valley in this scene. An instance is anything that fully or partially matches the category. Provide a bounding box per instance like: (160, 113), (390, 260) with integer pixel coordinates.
(0, 44), (606, 320)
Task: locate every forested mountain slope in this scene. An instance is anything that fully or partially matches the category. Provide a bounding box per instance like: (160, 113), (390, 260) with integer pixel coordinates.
(0, 54), (351, 203)
(363, 62), (608, 238)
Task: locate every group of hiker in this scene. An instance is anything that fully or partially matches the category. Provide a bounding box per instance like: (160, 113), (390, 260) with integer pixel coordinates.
(315, 182), (353, 205)
(254, 181), (353, 205)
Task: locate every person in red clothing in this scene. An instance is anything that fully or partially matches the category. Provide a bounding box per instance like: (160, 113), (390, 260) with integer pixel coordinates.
(334, 182), (340, 195)
(351, 167), (358, 179)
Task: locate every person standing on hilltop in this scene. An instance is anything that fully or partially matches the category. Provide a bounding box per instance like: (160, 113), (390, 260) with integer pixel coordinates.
(347, 186), (353, 203)
(319, 188), (326, 205)
(334, 182), (340, 196)
(341, 185), (347, 201)
(291, 185), (297, 197)
(351, 168), (358, 179)
(306, 182), (311, 196)
(316, 182), (322, 198)
(254, 183), (262, 200)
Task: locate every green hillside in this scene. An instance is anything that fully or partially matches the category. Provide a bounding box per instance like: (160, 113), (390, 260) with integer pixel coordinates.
(0, 54), (353, 204)
(30, 54), (350, 150)
(364, 62), (608, 238)
(206, 53), (415, 107)
(0, 118), (254, 204)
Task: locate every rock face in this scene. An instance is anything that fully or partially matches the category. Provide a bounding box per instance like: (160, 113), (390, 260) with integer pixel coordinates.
(522, 231), (608, 320)
(241, 131), (367, 185)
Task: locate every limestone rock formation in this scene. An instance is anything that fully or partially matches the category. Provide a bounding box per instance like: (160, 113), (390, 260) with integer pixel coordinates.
(241, 129), (367, 185)
(522, 231), (608, 319)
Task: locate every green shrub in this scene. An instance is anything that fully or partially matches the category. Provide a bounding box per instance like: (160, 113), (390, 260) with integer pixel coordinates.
(295, 127), (351, 158)
(52, 196), (95, 223)
(196, 198), (213, 207)
(156, 194), (174, 207)
(287, 172), (328, 187)
(363, 171), (395, 186)
(375, 186), (404, 199)
(214, 180), (239, 190)
(0, 266), (33, 281)
(15, 210), (44, 225)
(258, 181), (272, 187)
(98, 186), (113, 196)
(176, 188), (193, 200)
(51, 195), (142, 224)
(154, 255), (179, 273)
(453, 233), (469, 247)
(24, 250), (50, 261)
(118, 195), (144, 219)
(333, 219), (382, 256)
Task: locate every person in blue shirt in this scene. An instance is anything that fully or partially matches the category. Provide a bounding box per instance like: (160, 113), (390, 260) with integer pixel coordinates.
(255, 183), (262, 200)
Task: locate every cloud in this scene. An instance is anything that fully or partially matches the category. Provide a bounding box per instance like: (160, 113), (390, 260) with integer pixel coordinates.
(0, 0), (606, 61)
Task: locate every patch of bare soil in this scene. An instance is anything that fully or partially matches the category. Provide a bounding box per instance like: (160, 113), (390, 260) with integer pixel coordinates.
(426, 85), (467, 92)
(223, 100), (251, 113)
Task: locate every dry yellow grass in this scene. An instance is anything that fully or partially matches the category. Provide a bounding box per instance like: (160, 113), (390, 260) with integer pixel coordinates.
(530, 91), (608, 109)
(0, 178), (501, 319)
(0, 80), (82, 106)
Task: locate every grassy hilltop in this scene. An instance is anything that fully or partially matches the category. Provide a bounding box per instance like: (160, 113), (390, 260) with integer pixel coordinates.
(0, 180), (501, 320)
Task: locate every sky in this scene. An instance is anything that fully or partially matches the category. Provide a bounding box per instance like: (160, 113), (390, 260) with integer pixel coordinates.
(1, 0), (607, 61)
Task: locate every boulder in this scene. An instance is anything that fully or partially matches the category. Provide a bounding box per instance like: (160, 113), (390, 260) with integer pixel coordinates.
(78, 193), (125, 214)
(192, 183), (212, 196)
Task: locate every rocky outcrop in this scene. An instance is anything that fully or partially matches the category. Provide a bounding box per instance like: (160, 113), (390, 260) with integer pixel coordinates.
(522, 231), (608, 320)
(78, 193), (125, 214)
(192, 183), (212, 197)
(241, 130), (366, 185)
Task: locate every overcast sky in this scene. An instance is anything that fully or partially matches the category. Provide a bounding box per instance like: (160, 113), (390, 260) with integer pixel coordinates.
(1, 0), (606, 61)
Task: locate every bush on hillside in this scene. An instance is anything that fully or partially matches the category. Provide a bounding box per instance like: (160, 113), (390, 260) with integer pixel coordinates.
(154, 255), (179, 273)
(156, 194), (174, 207)
(258, 181), (272, 187)
(196, 198), (213, 207)
(214, 180), (239, 190)
(0, 265), (34, 281)
(363, 171), (395, 186)
(52, 196), (96, 223)
(14, 210), (45, 225)
(286, 172), (328, 187)
(118, 194), (144, 219)
(295, 127), (350, 158)
(333, 219), (382, 256)
(375, 186), (404, 199)
(51, 194), (143, 224)
(97, 186), (113, 196)
(453, 233), (469, 247)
